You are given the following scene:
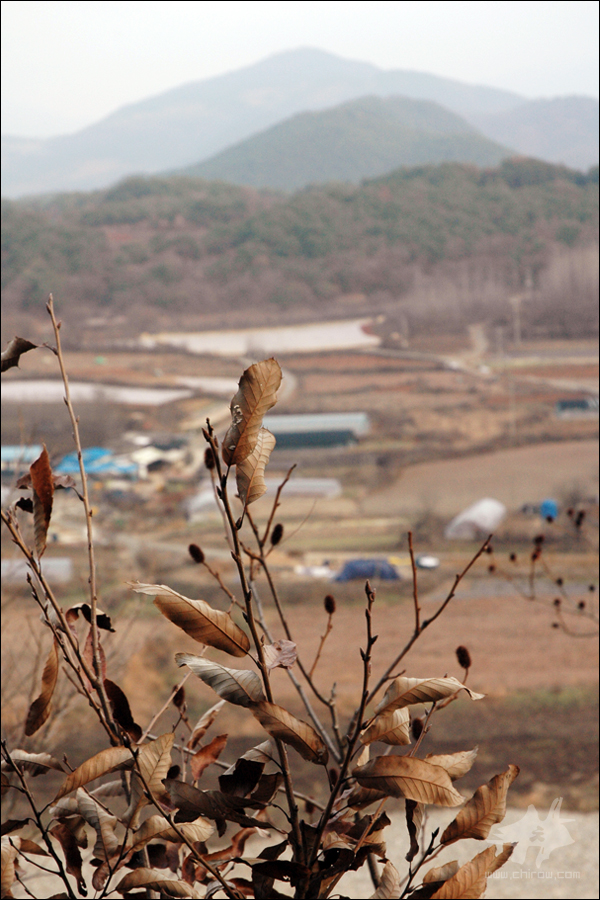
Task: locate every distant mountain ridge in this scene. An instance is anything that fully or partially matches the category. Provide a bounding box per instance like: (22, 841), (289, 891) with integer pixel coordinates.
(470, 96), (600, 171)
(1, 48), (597, 198)
(181, 95), (511, 190)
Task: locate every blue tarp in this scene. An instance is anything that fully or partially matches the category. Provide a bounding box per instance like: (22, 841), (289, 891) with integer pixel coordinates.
(334, 559), (400, 582)
(540, 498), (559, 520)
(55, 447), (137, 477)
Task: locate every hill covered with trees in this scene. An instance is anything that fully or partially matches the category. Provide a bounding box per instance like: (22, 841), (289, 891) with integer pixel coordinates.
(179, 95), (511, 190)
(2, 158), (598, 341)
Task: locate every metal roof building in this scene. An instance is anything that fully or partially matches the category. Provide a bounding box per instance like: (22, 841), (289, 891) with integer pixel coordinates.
(263, 413), (370, 449)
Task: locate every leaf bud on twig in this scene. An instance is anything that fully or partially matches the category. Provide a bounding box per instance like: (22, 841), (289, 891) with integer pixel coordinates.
(455, 645), (472, 669)
(204, 447), (216, 470)
(411, 716), (424, 740)
(270, 522), (284, 546)
(188, 543), (205, 564)
(324, 594), (336, 615)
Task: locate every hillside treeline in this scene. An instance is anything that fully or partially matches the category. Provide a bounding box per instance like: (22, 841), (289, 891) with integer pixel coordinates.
(2, 158), (598, 339)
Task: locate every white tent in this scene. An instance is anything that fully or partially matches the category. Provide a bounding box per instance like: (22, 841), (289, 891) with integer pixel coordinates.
(444, 498), (507, 539)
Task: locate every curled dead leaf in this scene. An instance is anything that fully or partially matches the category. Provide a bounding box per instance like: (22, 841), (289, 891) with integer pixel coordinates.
(130, 582), (250, 656)
(187, 700), (226, 750)
(104, 679), (142, 742)
(190, 733), (228, 781)
(375, 676), (484, 716)
(129, 814), (213, 853)
(353, 755), (465, 807)
(405, 799), (424, 862)
(423, 860), (460, 884)
(176, 654), (265, 707)
(430, 846), (496, 899)
(30, 445), (54, 558)
(262, 639), (297, 671)
(124, 733), (175, 826)
(49, 823), (86, 896)
(369, 860), (401, 898)
(53, 745), (134, 801)
(425, 748), (478, 780)
(1, 337), (38, 372)
(222, 358), (282, 466)
(25, 639), (59, 736)
(1, 750), (64, 777)
(441, 764), (520, 844)
(361, 708), (411, 746)
(116, 868), (195, 897)
(251, 701), (329, 766)
(236, 427), (276, 508)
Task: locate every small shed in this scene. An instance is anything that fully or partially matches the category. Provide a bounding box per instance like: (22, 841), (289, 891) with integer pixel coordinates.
(334, 559), (399, 582)
(444, 498), (507, 540)
(263, 413), (370, 449)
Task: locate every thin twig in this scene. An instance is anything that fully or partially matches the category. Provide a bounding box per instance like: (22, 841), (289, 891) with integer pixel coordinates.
(1, 742), (77, 900)
(46, 295), (115, 734)
(408, 532), (421, 633)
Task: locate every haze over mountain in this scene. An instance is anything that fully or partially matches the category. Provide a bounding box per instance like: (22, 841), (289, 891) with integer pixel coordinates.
(470, 96), (600, 172)
(1, 48), (597, 198)
(180, 95), (511, 190)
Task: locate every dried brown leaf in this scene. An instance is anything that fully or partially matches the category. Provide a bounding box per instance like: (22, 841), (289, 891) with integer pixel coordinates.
(487, 843), (516, 874)
(25, 639), (59, 736)
(353, 756), (465, 807)
(49, 823), (85, 896)
(441, 765), (520, 844)
(176, 654), (264, 707)
(1, 750), (64, 777)
(81, 628), (106, 694)
(236, 427), (276, 507)
(361, 708), (411, 746)
(66, 603), (115, 632)
(405, 799), (424, 862)
(125, 733), (174, 826)
(370, 860), (401, 898)
(130, 814), (213, 853)
(262, 639), (297, 671)
(29, 445), (54, 558)
(16, 472), (76, 492)
(190, 733), (228, 781)
(1, 836), (19, 898)
(423, 860), (460, 884)
(375, 676), (484, 716)
(116, 868), (195, 896)
(425, 748), (478, 780)
(104, 679), (142, 742)
(130, 582), (250, 656)
(345, 785), (388, 809)
(251, 701), (329, 766)
(76, 790), (120, 861)
(53, 745), (133, 801)
(222, 358), (282, 465)
(430, 846), (496, 899)
(1, 337), (38, 372)
(187, 700), (226, 750)
(163, 780), (268, 831)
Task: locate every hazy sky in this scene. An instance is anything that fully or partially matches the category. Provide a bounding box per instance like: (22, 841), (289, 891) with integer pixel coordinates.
(2, 0), (598, 138)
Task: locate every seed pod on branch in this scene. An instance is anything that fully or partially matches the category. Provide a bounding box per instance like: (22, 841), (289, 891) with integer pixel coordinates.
(456, 646), (472, 670)
(324, 595), (336, 615)
(188, 544), (205, 564)
(270, 523), (284, 547)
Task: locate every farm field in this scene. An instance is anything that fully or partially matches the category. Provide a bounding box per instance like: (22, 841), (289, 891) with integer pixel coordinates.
(2, 329), (598, 832)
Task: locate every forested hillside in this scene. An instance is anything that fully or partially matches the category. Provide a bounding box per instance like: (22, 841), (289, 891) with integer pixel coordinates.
(2, 158), (598, 340)
(180, 95), (510, 189)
